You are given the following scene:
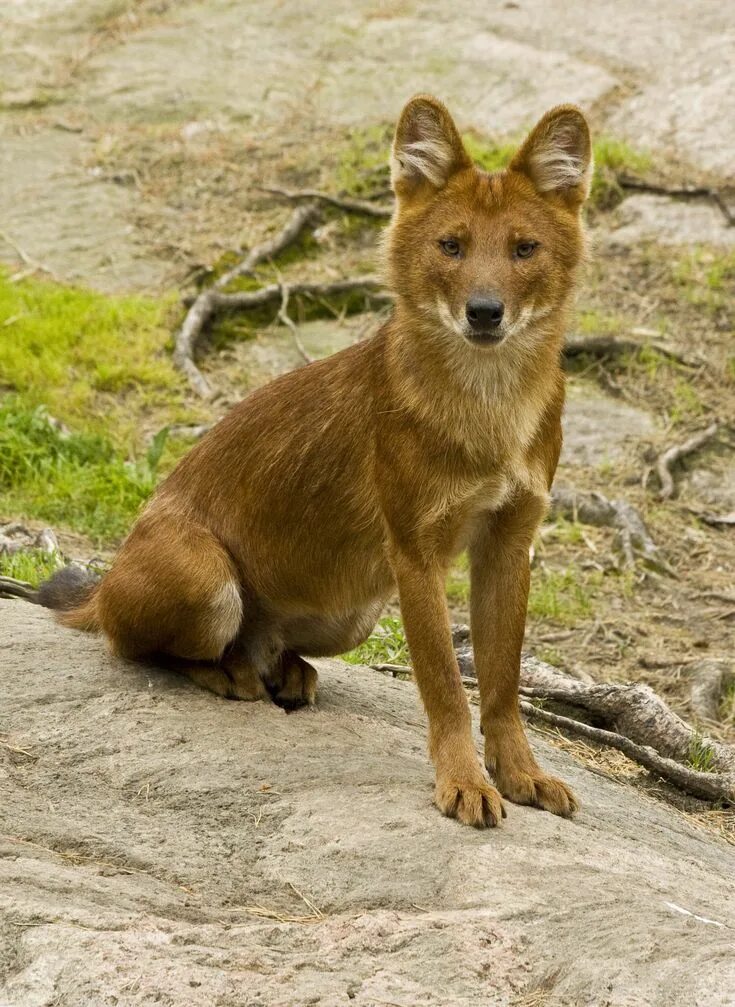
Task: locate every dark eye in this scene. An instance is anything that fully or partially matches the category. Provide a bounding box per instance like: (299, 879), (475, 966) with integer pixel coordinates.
(439, 238), (462, 258)
(515, 241), (538, 259)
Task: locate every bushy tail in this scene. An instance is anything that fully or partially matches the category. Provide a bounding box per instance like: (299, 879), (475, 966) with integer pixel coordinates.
(1, 564), (101, 632)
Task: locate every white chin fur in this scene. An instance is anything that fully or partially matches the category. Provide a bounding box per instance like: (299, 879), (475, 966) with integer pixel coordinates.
(433, 298), (544, 346)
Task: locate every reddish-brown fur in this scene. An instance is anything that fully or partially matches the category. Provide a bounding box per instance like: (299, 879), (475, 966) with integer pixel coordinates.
(58, 96), (593, 827)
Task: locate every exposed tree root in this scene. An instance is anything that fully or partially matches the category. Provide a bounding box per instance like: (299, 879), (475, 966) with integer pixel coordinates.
(174, 233), (389, 400)
(549, 486), (672, 573)
(689, 659), (734, 723)
(260, 185), (392, 219)
(654, 423), (719, 500)
(173, 202), (320, 398)
(520, 701), (735, 804)
(617, 175), (735, 227)
(454, 637), (735, 803)
(563, 334), (702, 368)
(515, 659), (735, 775)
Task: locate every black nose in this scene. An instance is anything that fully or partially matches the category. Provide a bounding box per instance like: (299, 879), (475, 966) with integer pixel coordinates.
(465, 297), (504, 331)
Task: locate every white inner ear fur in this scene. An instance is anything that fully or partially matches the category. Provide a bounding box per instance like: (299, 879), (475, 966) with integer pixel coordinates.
(393, 113), (455, 187)
(529, 123), (592, 195)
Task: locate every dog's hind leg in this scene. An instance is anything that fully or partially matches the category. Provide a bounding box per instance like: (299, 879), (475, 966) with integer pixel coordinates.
(94, 516), (246, 666)
(165, 655), (268, 701)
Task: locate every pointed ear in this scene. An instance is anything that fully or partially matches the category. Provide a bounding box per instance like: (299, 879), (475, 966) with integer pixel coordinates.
(391, 95), (471, 200)
(510, 105), (592, 206)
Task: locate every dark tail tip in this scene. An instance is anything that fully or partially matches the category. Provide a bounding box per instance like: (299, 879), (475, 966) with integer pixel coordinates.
(36, 564), (101, 611)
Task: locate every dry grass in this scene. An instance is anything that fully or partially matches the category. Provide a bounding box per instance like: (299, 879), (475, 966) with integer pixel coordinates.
(227, 882), (325, 924)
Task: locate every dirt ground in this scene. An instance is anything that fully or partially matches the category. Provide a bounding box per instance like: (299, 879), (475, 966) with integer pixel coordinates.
(1, 3), (735, 1002)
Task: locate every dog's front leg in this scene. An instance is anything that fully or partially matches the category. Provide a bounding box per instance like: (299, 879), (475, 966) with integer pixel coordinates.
(390, 546), (505, 828)
(469, 494), (578, 817)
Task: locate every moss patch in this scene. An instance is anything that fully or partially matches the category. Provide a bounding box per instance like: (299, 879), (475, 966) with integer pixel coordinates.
(0, 269), (193, 453)
(0, 271), (200, 543)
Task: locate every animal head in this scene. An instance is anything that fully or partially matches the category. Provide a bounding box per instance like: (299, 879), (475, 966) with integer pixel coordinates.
(386, 95), (592, 353)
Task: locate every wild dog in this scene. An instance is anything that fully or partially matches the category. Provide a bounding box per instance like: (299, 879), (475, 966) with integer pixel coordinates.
(31, 96), (592, 828)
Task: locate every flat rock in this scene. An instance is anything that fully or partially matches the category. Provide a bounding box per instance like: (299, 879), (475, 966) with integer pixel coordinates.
(1, 601), (734, 1006)
(226, 319), (357, 391)
(562, 380), (656, 468)
(606, 194), (735, 251)
(685, 457), (735, 512)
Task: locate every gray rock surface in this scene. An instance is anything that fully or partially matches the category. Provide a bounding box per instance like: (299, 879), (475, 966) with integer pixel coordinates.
(1, 0), (733, 291)
(562, 383), (657, 468)
(606, 194), (735, 251)
(1, 600), (734, 1006)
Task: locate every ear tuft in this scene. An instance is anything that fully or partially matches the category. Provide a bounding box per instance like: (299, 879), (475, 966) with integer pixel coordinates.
(511, 106), (592, 203)
(391, 95), (470, 197)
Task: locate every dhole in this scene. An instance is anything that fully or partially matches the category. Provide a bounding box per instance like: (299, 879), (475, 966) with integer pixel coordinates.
(35, 96), (593, 828)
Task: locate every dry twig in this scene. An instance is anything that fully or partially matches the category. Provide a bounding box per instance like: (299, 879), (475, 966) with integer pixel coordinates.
(260, 184), (392, 219)
(655, 423), (718, 500)
(0, 228), (59, 282)
(697, 511), (735, 527)
(277, 284), (314, 364)
(563, 334), (701, 368)
(0, 737), (37, 760)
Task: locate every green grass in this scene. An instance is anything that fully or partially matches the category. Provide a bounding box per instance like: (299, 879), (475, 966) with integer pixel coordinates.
(343, 616), (410, 667)
(671, 248), (735, 315)
(536, 646), (565, 668)
(334, 124), (393, 198)
(541, 517), (587, 547)
(0, 398), (168, 544)
(721, 680), (735, 725)
(669, 377), (705, 425)
(589, 137), (652, 209)
(528, 567), (596, 625)
(0, 269), (191, 453)
(623, 344), (675, 380)
(446, 550), (470, 606)
(688, 732), (716, 773)
(576, 307), (626, 338)
(0, 548), (63, 587)
(462, 132), (518, 173)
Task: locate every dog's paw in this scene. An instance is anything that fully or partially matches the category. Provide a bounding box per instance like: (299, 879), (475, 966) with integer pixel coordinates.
(435, 773), (506, 828)
(265, 652), (318, 711)
(495, 767), (578, 818)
